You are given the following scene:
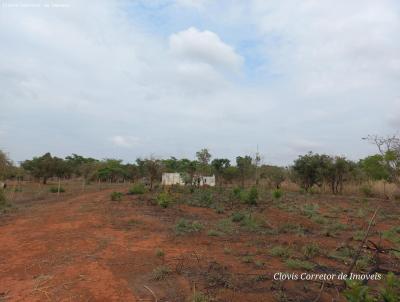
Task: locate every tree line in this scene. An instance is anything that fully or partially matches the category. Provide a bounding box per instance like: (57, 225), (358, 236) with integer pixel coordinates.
(0, 135), (399, 195)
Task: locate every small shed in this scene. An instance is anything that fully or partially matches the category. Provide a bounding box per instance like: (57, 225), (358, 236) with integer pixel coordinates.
(199, 175), (216, 187)
(162, 173), (184, 186)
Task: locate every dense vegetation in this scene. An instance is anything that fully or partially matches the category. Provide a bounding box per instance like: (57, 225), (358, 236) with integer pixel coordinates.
(0, 135), (399, 198)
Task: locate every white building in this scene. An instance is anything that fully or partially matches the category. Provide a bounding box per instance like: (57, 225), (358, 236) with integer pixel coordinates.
(161, 173), (216, 187)
(162, 173), (185, 186)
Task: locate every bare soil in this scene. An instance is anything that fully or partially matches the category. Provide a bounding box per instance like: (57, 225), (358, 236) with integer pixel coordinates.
(0, 187), (399, 301)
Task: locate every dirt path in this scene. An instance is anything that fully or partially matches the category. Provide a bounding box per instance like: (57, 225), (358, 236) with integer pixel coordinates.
(0, 190), (151, 302)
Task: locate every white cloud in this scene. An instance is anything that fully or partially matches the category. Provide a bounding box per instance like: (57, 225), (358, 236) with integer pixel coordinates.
(169, 27), (243, 72)
(1, 0), (399, 165)
(110, 136), (140, 148)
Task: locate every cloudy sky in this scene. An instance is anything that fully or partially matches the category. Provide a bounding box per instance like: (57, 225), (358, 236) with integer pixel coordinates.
(0, 0), (399, 165)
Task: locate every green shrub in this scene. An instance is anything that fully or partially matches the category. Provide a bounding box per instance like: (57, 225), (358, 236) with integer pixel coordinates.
(360, 184), (374, 197)
(216, 218), (235, 235)
(110, 191), (123, 201)
(232, 187), (242, 199)
(380, 272), (400, 302)
(269, 245), (291, 258)
(285, 259), (315, 270)
(187, 190), (213, 207)
(245, 187), (258, 205)
(383, 226), (400, 245)
(302, 243), (320, 259)
(192, 292), (209, 302)
(207, 229), (221, 237)
(240, 214), (264, 232)
(49, 186), (65, 193)
(156, 192), (174, 208)
(152, 266), (171, 281)
(344, 280), (374, 302)
(241, 255), (253, 263)
(155, 248), (165, 257)
(301, 203), (319, 218)
(272, 189), (283, 199)
(0, 189), (11, 213)
(323, 222), (347, 237)
(128, 183), (146, 195)
(231, 211), (245, 222)
(174, 219), (203, 235)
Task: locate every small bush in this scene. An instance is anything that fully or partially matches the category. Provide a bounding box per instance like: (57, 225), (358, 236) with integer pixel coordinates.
(128, 183), (146, 195)
(245, 187), (258, 205)
(49, 186), (65, 193)
(207, 229), (221, 237)
(285, 259), (315, 270)
(272, 189), (283, 199)
(241, 255), (253, 263)
(269, 245), (291, 258)
(360, 184), (374, 197)
(301, 203), (319, 218)
(232, 187), (242, 199)
(152, 266), (171, 281)
(343, 280), (374, 302)
(192, 292), (209, 302)
(155, 248), (165, 257)
(174, 219), (203, 235)
(302, 243), (320, 259)
(0, 189), (11, 212)
(110, 191), (123, 201)
(380, 272), (400, 302)
(383, 226), (400, 245)
(231, 211), (245, 222)
(156, 192), (174, 208)
(216, 218), (235, 235)
(240, 214), (264, 232)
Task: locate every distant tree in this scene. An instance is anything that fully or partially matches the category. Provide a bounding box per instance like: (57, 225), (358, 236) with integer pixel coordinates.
(222, 166), (238, 184)
(211, 158), (230, 186)
(364, 135), (400, 186)
(97, 159), (125, 182)
(323, 156), (353, 194)
(236, 156), (254, 187)
(360, 155), (390, 181)
(21, 153), (56, 184)
(292, 152), (329, 191)
(143, 158), (163, 190)
(0, 150), (13, 181)
(261, 165), (286, 189)
(124, 163), (139, 182)
(65, 154), (97, 177)
(196, 148), (212, 175)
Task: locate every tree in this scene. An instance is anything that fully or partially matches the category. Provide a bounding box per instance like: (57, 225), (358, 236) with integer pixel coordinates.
(21, 153), (56, 184)
(292, 152), (329, 191)
(222, 166), (238, 184)
(196, 148), (212, 175)
(323, 156), (353, 194)
(211, 158), (230, 186)
(143, 158), (163, 190)
(96, 159), (126, 182)
(65, 154), (97, 177)
(260, 165), (286, 189)
(0, 150), (13, 181)
(236, 156), (254, 187)
(360, 154), (391, 197)
(364, 135), (400, 186)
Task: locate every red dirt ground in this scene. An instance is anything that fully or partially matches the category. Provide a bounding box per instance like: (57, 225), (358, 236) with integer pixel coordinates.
(0, 188), (399, 301)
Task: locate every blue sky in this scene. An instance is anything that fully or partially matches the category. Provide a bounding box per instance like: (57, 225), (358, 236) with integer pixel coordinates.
(0, 0), (399, 165)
